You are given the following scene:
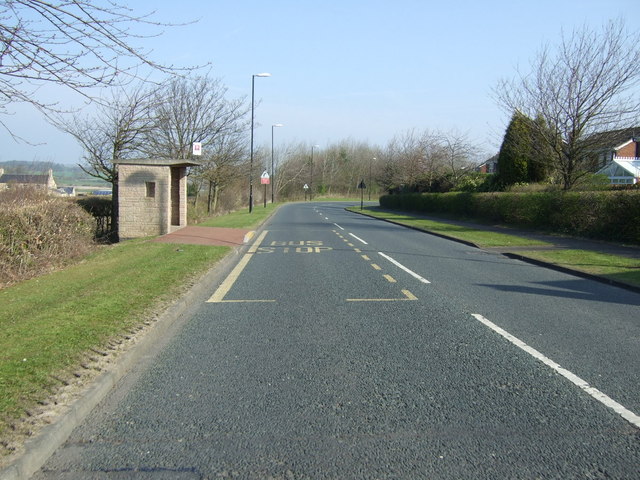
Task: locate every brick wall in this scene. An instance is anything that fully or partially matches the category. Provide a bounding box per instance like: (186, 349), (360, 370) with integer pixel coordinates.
(617, 141), (639, 158)
(118, 164), (171, 238)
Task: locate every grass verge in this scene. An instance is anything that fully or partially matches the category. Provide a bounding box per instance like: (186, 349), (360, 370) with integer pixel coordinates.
(513, 250), (640, 286)
(0, 240), (229, 440)
(349, 206), (640, 287)
(197, 203), (278, 229)
(349, 207), (551, 247)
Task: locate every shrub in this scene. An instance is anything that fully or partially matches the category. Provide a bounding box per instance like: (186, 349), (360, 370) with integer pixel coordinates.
(76, 195), (114, 239)
(379, 190), (640, 244)
(0, 187), (95, 288)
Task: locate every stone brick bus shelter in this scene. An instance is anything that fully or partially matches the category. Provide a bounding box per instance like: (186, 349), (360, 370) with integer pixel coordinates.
(114, 158), (200, 239)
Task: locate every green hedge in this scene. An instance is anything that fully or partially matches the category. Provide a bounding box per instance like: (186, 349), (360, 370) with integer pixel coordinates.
(76, 196), (114, 239)
(379, 191), (640, 244)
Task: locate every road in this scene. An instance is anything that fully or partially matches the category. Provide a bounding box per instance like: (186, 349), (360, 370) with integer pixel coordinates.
(34, 202), (640, 479)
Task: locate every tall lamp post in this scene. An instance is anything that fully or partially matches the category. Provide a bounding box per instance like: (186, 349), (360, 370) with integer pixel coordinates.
(249, 72), (271, 213)
(370, 157), (375, 201)
(271, 123), (283, 204)
(311, 144), (319, 201)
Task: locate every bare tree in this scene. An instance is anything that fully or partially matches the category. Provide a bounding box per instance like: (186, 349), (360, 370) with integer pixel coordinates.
(0, 0), (197, 139)
(495, 19), (640, 189)
(144, 75), (248, 160)
(143, 75), (249, 212)
(196, 131), (247, 213)
(439, 130), (477, 184)
(55, 84), (158, 237)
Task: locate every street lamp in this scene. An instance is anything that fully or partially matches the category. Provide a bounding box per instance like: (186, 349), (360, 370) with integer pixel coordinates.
(271, 123), (283, 204)
(249, 72), (271, 213)
(311, 144), (319, 201)
(370, 157), (376, 201)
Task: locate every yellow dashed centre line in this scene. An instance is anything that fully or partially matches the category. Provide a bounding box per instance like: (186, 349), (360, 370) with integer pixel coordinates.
(333, 230), (418, 302)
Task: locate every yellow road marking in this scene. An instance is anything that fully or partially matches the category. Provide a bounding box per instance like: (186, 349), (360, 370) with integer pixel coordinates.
(371, 263), (381, 270)
(346, 289), (417, 302)
(402, 289), (418, 300)
(384, 275), (396, 283)
(361, 255), (370, 261)
(207, 231), (271, 303)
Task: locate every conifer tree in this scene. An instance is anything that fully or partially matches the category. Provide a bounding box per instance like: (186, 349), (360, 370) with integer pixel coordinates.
(496, 112), (531, 186)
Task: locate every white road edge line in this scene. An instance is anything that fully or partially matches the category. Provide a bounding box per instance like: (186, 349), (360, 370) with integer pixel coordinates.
(471, 313), (640, 429)
(349, 233), (368, 245)
(334, 223), (344, 230)
(378, 252), (431, 284)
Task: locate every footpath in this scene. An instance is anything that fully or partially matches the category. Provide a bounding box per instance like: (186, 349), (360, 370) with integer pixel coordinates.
(354, 207), (640, 293)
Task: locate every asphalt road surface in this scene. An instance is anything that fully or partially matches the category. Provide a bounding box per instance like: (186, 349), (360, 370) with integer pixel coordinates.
(34, 202), (640, 479)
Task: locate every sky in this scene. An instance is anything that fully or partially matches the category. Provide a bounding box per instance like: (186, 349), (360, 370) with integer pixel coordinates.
(1, 0), (638, 165)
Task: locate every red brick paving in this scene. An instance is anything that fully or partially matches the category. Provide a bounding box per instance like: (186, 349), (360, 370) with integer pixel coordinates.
(152, 226), (252, 247)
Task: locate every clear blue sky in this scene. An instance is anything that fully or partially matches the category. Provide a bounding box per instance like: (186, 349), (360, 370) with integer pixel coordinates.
(1, 0), (637, 165)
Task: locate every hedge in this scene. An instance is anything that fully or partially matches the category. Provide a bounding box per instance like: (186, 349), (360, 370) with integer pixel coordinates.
(0, 188), (95, 288)
(379, 191), (640, 244)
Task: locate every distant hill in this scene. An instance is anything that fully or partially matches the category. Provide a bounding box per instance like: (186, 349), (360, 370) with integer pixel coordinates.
(0, 160), (109, 187)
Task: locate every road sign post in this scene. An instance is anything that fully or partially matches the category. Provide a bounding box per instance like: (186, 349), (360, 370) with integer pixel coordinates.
(358, 179), (366, 210)
(261, 171), (270, 207)
(303, 183), (309, 201)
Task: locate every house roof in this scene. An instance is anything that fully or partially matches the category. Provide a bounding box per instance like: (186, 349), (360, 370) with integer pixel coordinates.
(588, 127), (640, 151)
(597, 158), (640, 177)
(0, 173), (50, 184)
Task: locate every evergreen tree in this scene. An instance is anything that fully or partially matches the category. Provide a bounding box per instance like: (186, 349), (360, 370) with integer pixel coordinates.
(527, 115), (555, 183)
(497, 111), (531, 186)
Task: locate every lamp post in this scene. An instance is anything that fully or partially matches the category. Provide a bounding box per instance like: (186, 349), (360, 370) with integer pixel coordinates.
(310, 144), (319, 201)
(370, 157), (375, 201)
(271, 123), (283, 204)
(249, 72), (271, 213)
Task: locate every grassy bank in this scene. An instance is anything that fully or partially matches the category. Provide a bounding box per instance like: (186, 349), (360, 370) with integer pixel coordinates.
(0, 239), (230, 446)
(350, 206), (640, 287)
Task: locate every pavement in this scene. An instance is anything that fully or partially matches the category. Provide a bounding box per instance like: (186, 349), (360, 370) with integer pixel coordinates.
(151, 226), (253, 247)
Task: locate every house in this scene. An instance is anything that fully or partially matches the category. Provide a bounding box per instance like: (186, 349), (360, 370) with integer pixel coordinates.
(589, 127), (640, 184)
(476, 154), (498, 174)
(596, 158), (640, 185)
(0, 168), (57, 191)
(56, 186), (76, 197)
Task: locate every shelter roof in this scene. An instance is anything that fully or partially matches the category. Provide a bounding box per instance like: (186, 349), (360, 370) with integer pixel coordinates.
(112, 158), (201, 168)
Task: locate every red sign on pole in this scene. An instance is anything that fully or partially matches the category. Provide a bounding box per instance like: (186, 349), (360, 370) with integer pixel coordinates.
(261, 171), (270, 185)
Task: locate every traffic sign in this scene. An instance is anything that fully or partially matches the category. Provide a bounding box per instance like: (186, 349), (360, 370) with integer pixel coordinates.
(261, 171), (270, 185)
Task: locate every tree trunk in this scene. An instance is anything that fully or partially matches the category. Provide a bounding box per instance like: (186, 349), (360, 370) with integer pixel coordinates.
(111, 176), (119, 243)
(212, 184), (220, 213)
